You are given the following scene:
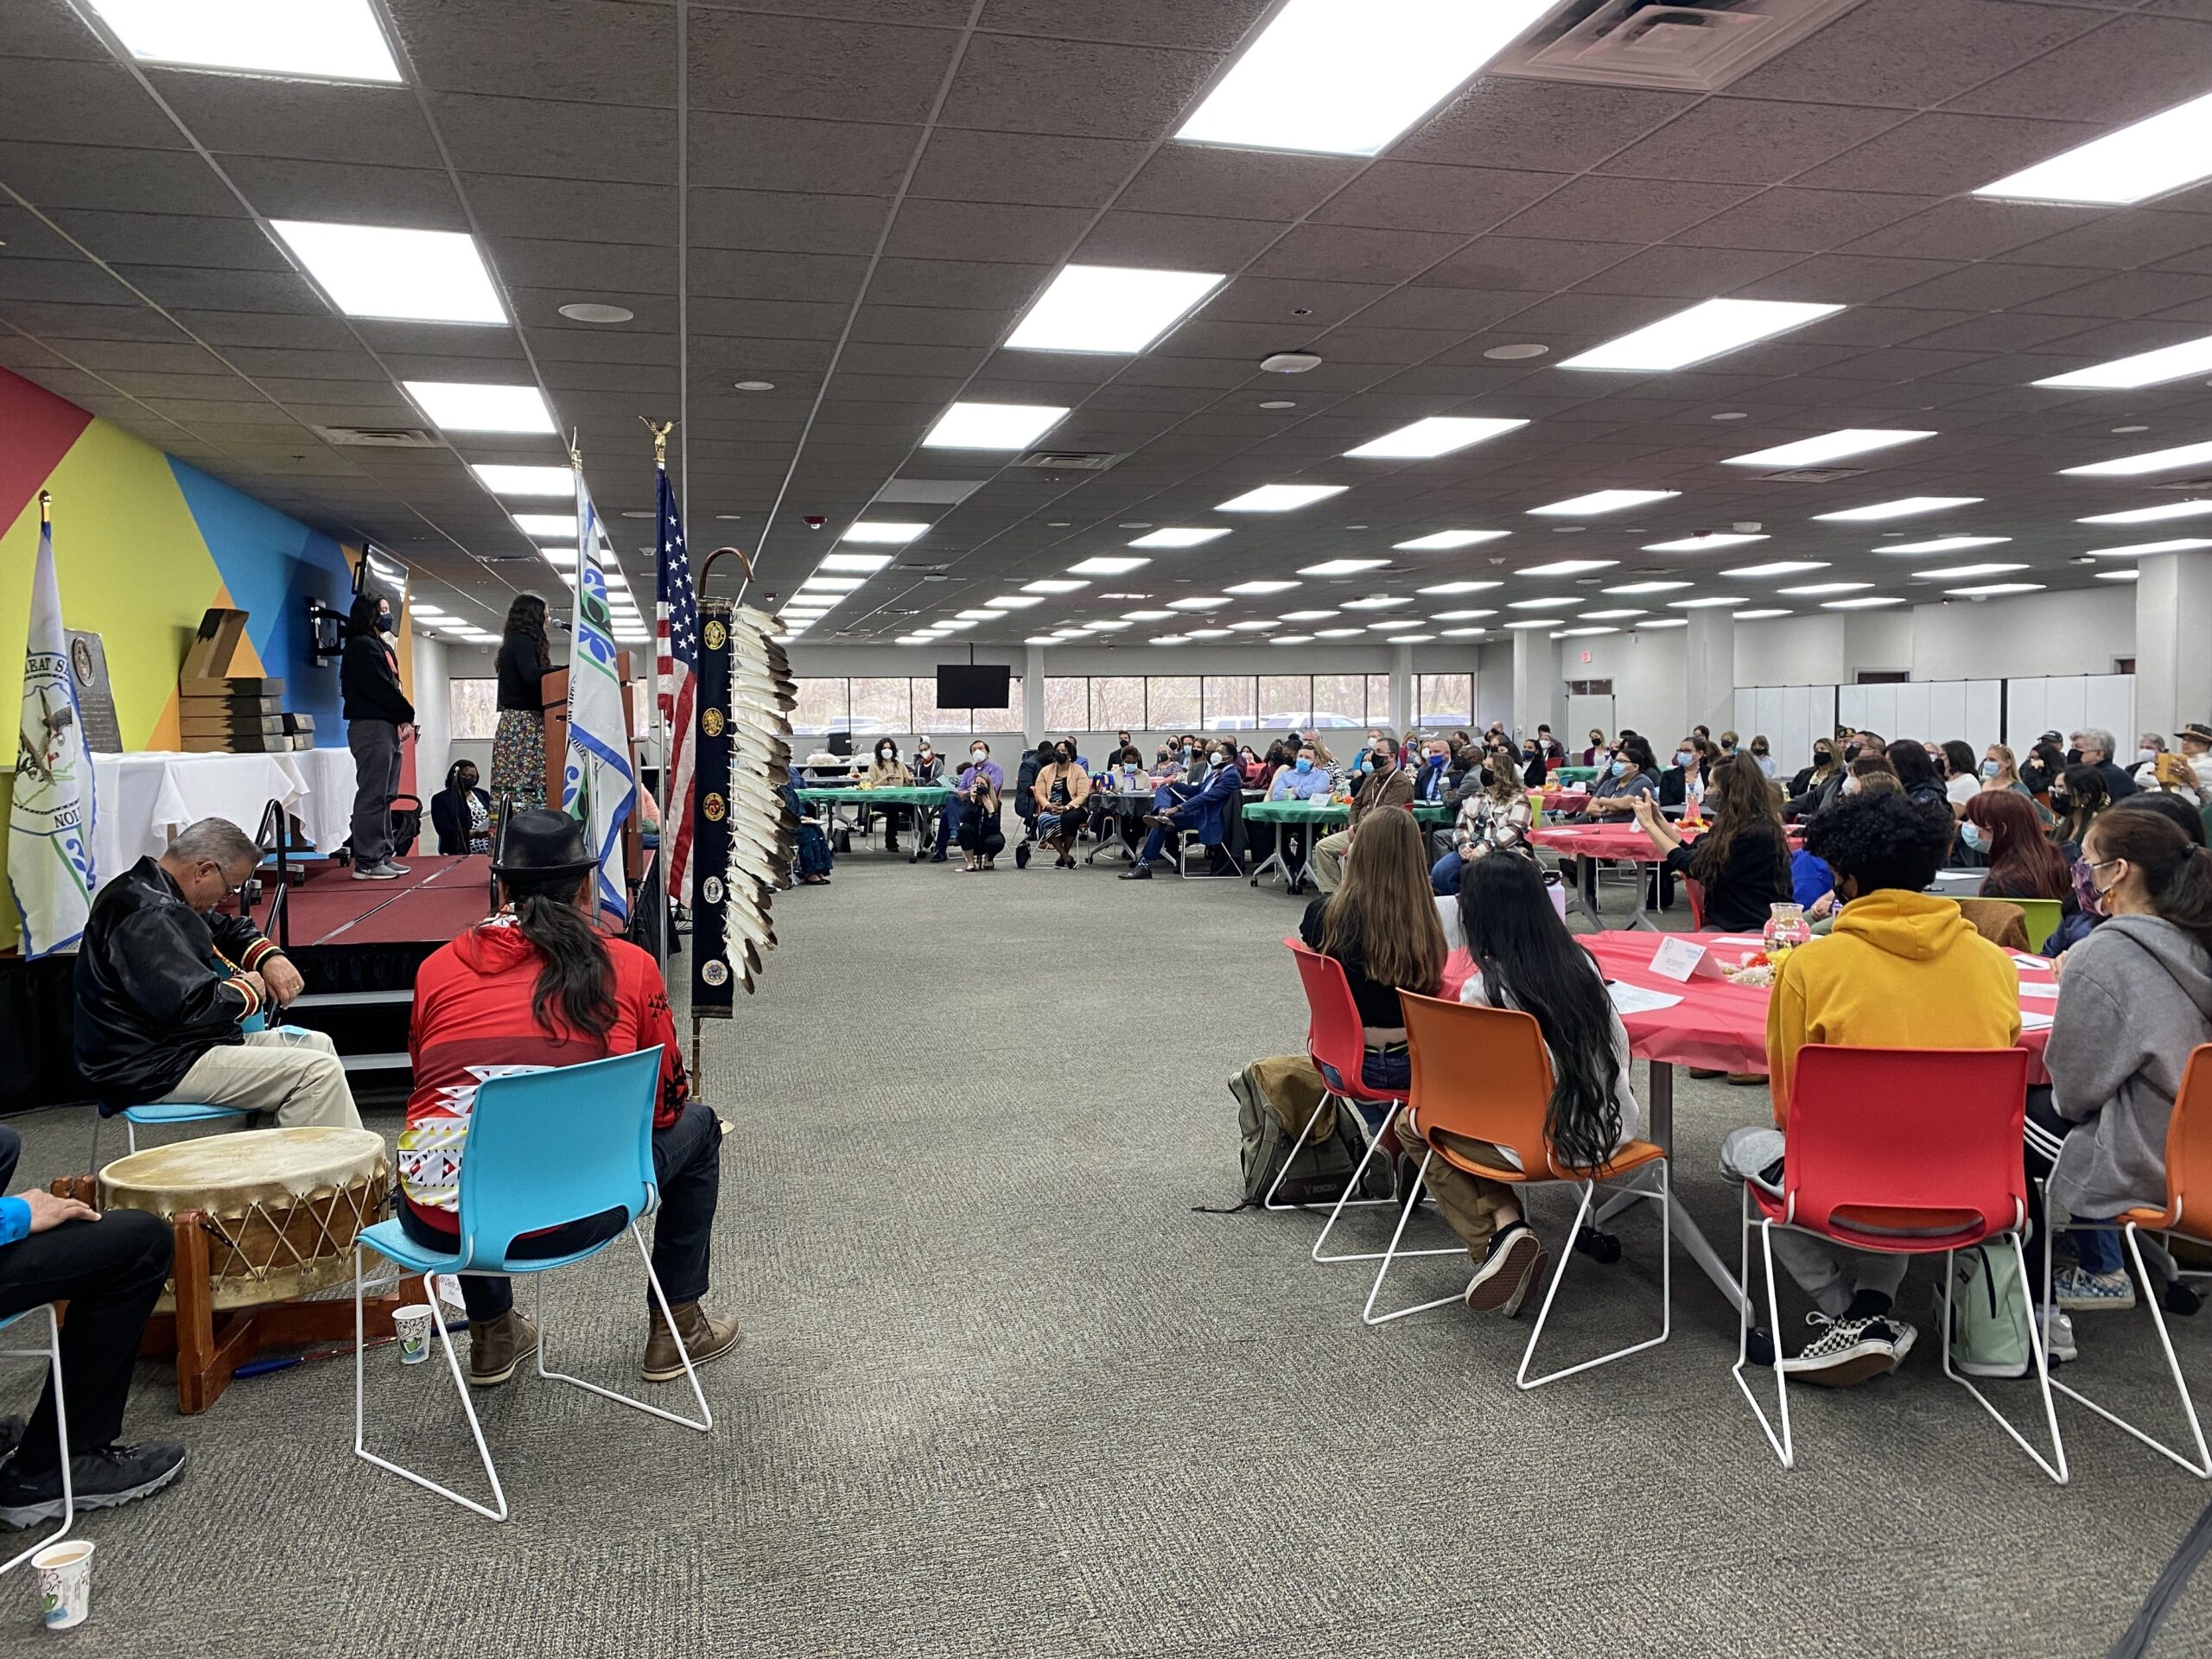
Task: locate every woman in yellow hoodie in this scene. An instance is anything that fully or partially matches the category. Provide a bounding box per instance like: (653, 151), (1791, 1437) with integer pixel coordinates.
(1722, 790), (2021, 1388)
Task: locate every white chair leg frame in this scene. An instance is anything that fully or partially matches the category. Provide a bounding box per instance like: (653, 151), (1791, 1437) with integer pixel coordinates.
(1261, 1093), (1401, 1236)
(2048, 1219), (2210, 1478)
(353, 1226), (713, 1522)
(1517, 1161), (1670, 1390)
(1310, 1102), (1455, 1270)
(1732, 1192), (2068, 1483)
(0, 1307), (70, 1575)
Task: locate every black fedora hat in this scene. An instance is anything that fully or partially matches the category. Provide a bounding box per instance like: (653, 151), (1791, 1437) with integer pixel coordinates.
(493, 806), (594, 879)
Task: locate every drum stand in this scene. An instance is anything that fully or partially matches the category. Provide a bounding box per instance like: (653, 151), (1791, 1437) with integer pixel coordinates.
(49, 1177), (427, 1415)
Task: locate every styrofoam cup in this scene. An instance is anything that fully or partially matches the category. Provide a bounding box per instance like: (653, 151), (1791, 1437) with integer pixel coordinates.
(34, 1540), (93, 1630)
(394, 1303), (434, 1364)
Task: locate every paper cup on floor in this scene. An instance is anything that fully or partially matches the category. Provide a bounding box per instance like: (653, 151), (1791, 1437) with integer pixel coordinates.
(394, 1303), (435, 1364)
(34, 1540), (93, 1630)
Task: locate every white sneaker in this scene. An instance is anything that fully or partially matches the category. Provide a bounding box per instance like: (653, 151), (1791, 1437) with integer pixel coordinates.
(1783, 1312), (1912, 1388)
(2039, 1305), (2079, 1363)
(2054, 1266), (2136, 1312)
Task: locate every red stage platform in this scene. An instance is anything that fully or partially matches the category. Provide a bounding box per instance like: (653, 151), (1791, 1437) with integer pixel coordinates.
(267, 854), (492, 949)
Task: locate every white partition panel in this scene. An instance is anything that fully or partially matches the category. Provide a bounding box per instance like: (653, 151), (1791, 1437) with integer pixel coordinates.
(1737, 685), (1834, 772)
(2005, 675), (2136, 750)
(1835, 679), (2002, 750)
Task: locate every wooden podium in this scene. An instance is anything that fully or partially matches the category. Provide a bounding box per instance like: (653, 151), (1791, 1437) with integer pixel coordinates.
(537, 658), (644, 884)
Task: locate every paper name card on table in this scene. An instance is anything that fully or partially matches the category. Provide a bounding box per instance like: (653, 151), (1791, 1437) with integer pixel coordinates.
(2020, 982), (2060, 999)
(2019, 1008), (2056, 1032)
(1608, 980), (1685, 1015)
(1649, 935), (1724, 983)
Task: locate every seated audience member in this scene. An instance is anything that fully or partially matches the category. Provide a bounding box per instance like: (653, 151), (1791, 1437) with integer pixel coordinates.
(1631, 753), (1791, 932)
(76, 817), (360, 1132)
(1411, 736), (1454, 804)
(933, 741), (1003, 863)
(1750, 735), (1777, 779)
(2052, 765), (2113, 861)
(2033, 809), (2212, 1319)
(432, 760), (493, 855)
(1518, 738), (1548, 791)
(780, 779), (833, 885)
(1885, 740), (1948, 812)
(1235, 744), (1268, 786)
(2071, 727), (2140, 802)
(1397, 842), (1645, 1316)
(2115, 790), (2208, 849)
(1122, 739), (1242, 880)
(398, 810), (740, 1387)
(2182, 721), (2212, 791)
(862, 740), (913, 853)
(1564, 734), (1660, 908)
(1942, 741), (1981, 816)
(1430, 758), (1534, 896)
(1267, 743), (1334, 880)
(909, 738), (944, 787)
(1791, 847), (1835, 913)
(1027, 741), (1093, 870)
(1309, 736), (1414, 894)
(1298, 809), (1444, 1098)
(1785, 738), (1844, 820)
(1965, 791), (2071, 906)
(2130, 733), (2171, 793)
(958, 772), (1007, 872)
(1581, 728), (1607, 766)
(2018, 737), (2065, 798)
(1014, 740), (1054, 849)
(2146, 752), (2204, 807)
(1657, 736), (1714, 816)
(0, 1131), (182, 1526)
(1719, 791), (2019, 1386)
(1977, 742), (2052, 825)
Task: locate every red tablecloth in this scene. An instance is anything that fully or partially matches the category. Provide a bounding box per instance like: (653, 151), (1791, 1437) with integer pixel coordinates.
(1572, 929), (2056, 1083)
(1529, 789), (1591, 815)
(1529, 822), (1675, 863)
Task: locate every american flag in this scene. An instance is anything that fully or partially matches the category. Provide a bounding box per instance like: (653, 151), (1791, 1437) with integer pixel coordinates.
(655, 463), (699, 906)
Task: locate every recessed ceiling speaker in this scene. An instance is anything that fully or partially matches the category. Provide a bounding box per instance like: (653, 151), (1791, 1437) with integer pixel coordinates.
(1483, 343), (1548, 360)
(1260, 351), (1322, 373)
(558, 302), (634, 323)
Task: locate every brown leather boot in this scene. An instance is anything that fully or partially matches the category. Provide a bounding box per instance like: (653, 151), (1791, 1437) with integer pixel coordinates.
(642, 1300), (743, 1382)
(467, 1309), (538, 1389)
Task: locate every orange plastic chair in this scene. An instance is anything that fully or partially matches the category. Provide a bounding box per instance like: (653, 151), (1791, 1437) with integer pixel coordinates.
(2048, 1044), (2212, 1476)
(1736, 1044), (2064, 1481)
(1361, 992), (1669, 1389)
(1278, 940), (1408, 1250)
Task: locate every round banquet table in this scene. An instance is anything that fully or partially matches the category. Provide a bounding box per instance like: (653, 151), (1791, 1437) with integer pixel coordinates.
(1241, 798), (1452, 890)
(1529, 822), (1804, 931)
(796, 785), (952, 861)
(1528, 788), (1591, 817)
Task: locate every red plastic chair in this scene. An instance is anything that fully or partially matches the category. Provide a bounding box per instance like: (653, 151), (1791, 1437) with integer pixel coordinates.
(1283, 939), (1414, 1262)
(1735, 1044), (2065, 1482)
(1684, 877), (1707, 931)
(2048, 1044), (2212, 1476)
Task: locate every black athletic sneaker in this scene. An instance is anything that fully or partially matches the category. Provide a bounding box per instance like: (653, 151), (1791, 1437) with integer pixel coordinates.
(0, 1441), (187, 1529)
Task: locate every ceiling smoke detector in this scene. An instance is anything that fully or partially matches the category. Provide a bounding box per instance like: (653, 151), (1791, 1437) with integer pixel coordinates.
(1260, 351), (1323, 374)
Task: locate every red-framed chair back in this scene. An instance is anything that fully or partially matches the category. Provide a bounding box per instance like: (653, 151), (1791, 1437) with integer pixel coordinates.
(1781, 1045), (2030, 1245)
(1286, 938), (1399, 1104)
(1684, 878), (1707, 930)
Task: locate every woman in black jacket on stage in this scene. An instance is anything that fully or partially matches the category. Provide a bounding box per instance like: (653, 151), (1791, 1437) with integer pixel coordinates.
(340, 592), (414, 880)
(1630, 753), (1791, 931)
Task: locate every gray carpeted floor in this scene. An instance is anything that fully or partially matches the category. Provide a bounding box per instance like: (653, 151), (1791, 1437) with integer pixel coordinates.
(4, 845), (2210, 1655)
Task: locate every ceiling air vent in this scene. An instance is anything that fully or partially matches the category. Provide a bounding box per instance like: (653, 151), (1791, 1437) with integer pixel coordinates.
(1751, 467), (1866, 484)
(1490, 0), (1868, 93)
(312, 423), (444, 448)
(1012, 450), (1126, 473)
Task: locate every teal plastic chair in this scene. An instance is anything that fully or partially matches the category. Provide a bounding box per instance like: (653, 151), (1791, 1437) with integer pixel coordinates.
(88, 1014), (271, 1170)
(0, 1307), (70, 1576)
(351, 1046), (712, 1521)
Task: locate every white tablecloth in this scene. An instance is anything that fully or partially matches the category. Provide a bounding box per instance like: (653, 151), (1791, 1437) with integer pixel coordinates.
(90, 747), (359, 888)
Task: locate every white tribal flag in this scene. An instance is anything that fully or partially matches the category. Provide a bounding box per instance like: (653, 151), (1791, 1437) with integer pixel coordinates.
(562, 454), (636, 925)
(9, 505), (96, 956)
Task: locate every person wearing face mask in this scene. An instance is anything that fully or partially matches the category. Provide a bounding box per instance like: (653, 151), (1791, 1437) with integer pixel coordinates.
(1266, 741), (1334, 885)
(935, 741), (1004, 864)
(1749, 734), (1776, 779)
(909, 736), (944, 787)
(1964, 790), (2072, 910)
(2069, 727), (2139, 804)
(75, 817), (359, 1133)
(1411, 737), (1453, 804)
(861, 740), (913, 853)
(1028, 742), (1093, 870)
(2129, 733), (2171, 793)
(1306, 736), (1414, 895)
(1785, 738), (1844, 820)
(2181, 722), (2212, 793)
(432, 759), (494, 855)
(1122, 739), (1243, 879)
(2018, 736), (2067, 800)
(1013, 739), (1055, 855)
(340, 591), (416, 880)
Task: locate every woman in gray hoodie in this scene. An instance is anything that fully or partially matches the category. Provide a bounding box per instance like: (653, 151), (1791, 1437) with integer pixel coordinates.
(2037, 809), (2212, 1314)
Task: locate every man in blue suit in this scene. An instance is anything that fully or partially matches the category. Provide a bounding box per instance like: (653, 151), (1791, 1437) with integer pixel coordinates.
(1409, 734), (1453, 804)
(1121, 737), (1243, 880)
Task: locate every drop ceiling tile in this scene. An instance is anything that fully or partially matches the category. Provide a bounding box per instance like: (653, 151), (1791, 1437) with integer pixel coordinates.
(938, 33), (1217, 140)
(887, 197), (1093, 264)
(0, 141), (237, 216)
(1499, 176), (1757, 244)
(1396, 78), (1698, 174)
(1904, 312), (2108, 353)
(160, 76), (443, 169)
(463, 175), (675, 248)
(1419, 237), (1637, 293)
(1570, 244), (1804, 298)
(849, 304), (1009, 349)
(2019, 269), (2212, 318)
(1790, 111), (2109, 200)
(1200, 276), (1391, 329)
(1878, 262), (2107, 312)
(2005, 212), (2212, 270)
(46, 211), (282, 272)
(1601, 98), (1907, 186)
(1675, 188), (1930, 254)
(1111, 145), (1360, 225)
(108, 263), (327, 315)
(421, 92), (671, 185)
(1724, 0), (2098, 108)
(977, 0), (1269, 49)
(864, 257), (1052, 309)
(4, 58), (189, 151)
(392, 0), (672, 104)
(218, 157), (465, 230)
(1071, 208), (1278, 272)
(1840, 198), (2076, 262)
(1946, 13), (2212, 122)
(688, 8), (961, 123)
(906, 128), (1147, 209)
(690, 111), (920, 197)
(690, 298), (859, 340)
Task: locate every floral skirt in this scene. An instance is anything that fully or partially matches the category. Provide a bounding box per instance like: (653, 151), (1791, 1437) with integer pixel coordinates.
(491, 707), (546, 805)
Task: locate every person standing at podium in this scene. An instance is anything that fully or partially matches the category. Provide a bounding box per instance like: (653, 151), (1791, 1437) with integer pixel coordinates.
(340, 593), (414, 881)
(493, 594), (553, 813)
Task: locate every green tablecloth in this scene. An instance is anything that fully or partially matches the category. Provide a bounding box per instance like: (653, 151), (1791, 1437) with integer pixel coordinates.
(1243, 799), (1451, 826)
(797, 785), (952, 807)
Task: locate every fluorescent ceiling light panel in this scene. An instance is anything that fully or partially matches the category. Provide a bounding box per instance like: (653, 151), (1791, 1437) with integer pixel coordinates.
(1367, 620), (1421, 631)
(512, 513), (575, 537)
(1440, 627), (1487, 639)
(1022, 579), (1089, 594)
(1734, 609), (1793, 620)
(2086, 537), (2212, 558)
(1643, 533), (1769, 553)
(2078, 501), (2212, 525)
(1777, 582), (1872, 596)
(1224, 580), (1299, 594)
(1559, 298), (1842, 372)
(1174, 0), (1555, 157)
(1432, 608), (1495, 620)
(818, 553), (893, 573)
(1185, 628), (1233, 639)
(469, 464), (571, 497)
(1148, 636), (1190, 646)
(954, 609), (998, 621)
(1128, 527), (1230, 548)
(1314, 627), (1365, 639)
(2097, 569), (2142, 582)
(1668, 596), (1747, 609)
(1005, 264), (1224, 353)
(1723, 429), (1935, 467)
(1638, 618), (1688, 629)
(799, 576), (865, 592)
(1528, 489), (1679, 517)
(1273, 635), (1316, 645)
(1914, 563), (2028, 580)
(1879, 535), (2012, 555)
(1948, 583), (2046, 596)
(1813, 497), (1982, 522)
(405, 382), (556, 435)
(1069, 556), (1150, 575)
(88, 0), (401, 80)
(1122, 609), (1174, 620)
(1554, 626), (1618, 638)
(1581, 609), (1648, 620)
(1299, 557), (1385, 575)
(1229, 620), (1280, 632)
(2063, 439), (2212, 478)
(1280, 609), (1338, 621)
(920, 402), (1068, 450)
(1340, 595), (1413, 610)
(1166, 596), (1230, 611)
(1418, 581), (1501, 595)
(1822, 596), (1905, 609)
(1217, 485), (1348, 512)
(1506, 597), (1581, 610)
(1502, 620), (1560, 630)
(1343, 416), (1527, 460)
(1394, 530), (1510, 550)
(1516, 559), (1615, 576)
(538, 549), (576, 567)
(1605, 581), (1690, 594)
(1975, 90), (2212, 206)
(271, 221), (503, 324)
(986, 595), (1044, 609)
(1725, 561), (1828, 578)
(2034, 334), (2212, 391)
(1089, 620), (1135, 631)
(842, 521), (928, 543)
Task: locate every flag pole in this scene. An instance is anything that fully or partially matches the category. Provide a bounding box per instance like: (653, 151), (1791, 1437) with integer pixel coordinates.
(644, 416), (675, 977)
(39, 490), (50, 526)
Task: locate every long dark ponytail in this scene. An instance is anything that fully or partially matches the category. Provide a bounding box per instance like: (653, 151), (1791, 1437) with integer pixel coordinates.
(1458, 854), (1623, 1170)
(503, 870), (617, 1043)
